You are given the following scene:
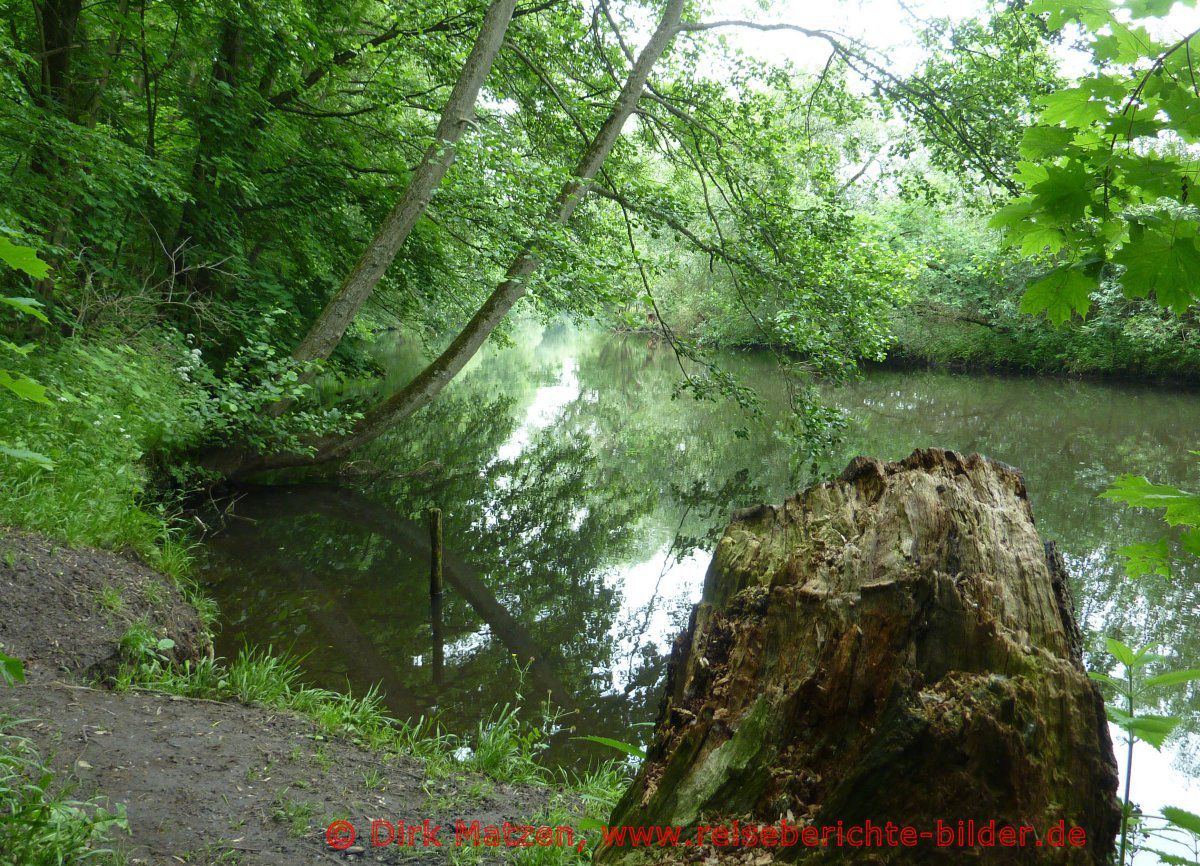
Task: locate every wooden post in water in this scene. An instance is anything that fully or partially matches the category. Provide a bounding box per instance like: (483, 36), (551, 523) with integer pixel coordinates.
(429, 508), (444, 691)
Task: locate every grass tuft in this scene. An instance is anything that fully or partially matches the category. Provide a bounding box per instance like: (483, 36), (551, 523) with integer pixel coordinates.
(114, 644), (629, 843)
(0, 717), (129, 865)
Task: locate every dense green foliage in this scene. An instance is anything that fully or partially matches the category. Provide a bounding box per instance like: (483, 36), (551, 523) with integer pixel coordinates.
(996, 0), (1200, 323)
(0, 0), (1048, 552)
(987, 1), (1200, 863)
(3, 0), (1200, 858)
(0, 0), (918, 483)
(0, 333), (200, 571)
(885, 191), (1200, 377)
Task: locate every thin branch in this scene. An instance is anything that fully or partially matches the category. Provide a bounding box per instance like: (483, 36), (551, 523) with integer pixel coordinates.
(676, 18), (1020, 193)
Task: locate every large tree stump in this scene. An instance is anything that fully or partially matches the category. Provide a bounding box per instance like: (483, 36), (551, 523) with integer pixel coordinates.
(600, 449), (1119, 864)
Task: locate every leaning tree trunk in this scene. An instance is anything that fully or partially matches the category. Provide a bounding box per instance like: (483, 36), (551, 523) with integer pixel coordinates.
(599, 449), (1120, 865)
(305, 0), (687, 461)
(203, 0), (687, 479)
(280, 0), (520, 377)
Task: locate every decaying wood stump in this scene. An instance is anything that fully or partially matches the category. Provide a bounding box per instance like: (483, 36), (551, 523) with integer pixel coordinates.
(600, 449), (1119, 864)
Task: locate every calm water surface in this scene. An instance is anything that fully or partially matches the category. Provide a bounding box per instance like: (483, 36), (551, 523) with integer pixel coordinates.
(199, 325), (1200, 842)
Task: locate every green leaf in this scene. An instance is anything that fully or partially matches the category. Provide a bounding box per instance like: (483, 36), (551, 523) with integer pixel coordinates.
(1119, 713), (1181, 749)
(571, 735), (646, 760)
(1160, 89), (1200, 140)
(1019, 125), (1076, 159)
(0, 370), (50, 404)
(1161, 806), (1200, 838)
(1029, 0), (1116, 29)
(1127, 0), (1191, 17)
(1021, 267), (1097, 324)
(1038, 86), (1113, 126)
(0, 296), (49, 324)
(1016, 223), (1067, 257)
(1106, 637), (1139, 667)
(1088, 671), (1129, 694)
(0, 340), (33, 357)
(1114, 232), (1200, 314)
(1144, 668), (1200, 689)
(1106, 704), (1134, 726)
(0, 651), (24, 686)
(1030, 163), (1095, 222)
(1116, 156), (1183, 198)
(1117, 538), (1171, 578)
(989, 199), (1035, 229)
(1182, 528), (1200, 557)
(1014, 161), (1051, 187)
(0, 237), (49, 279)
(1102, 475), (1200, 526)
(1093, 25), (1156, 64)
(1144, 847), (1199, 865)
(0, 445), (55, 468)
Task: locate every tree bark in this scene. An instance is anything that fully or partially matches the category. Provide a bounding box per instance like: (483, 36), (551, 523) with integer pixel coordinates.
(281, 0), (520, 375)
(171, 18), (247, 290)
(598, 448), (1120, 865)
(28, 0), (85, 308)
(34, 0), (85, 116)
(208, 0), (686, 478)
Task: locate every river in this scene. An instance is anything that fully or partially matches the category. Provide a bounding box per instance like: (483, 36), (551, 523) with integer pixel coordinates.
(198, 324), (1200, 847)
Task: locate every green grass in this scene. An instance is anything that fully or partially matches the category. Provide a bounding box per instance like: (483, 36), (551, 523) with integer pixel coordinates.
(361, 768), (385, 791)
(493, 761), (629, 866)
(141, 580), (165, 607)
(468, 702), (554, 785)
(0, 333), (219, 637)
(0, 335), (207, 582)
(117, 621), (176, 663)
(310, 746), (332, 772)
(114, 646), (427, 751)
(270, 790), (317, 837)
(98, 585), (124, 614)
(113, 644), (631, 856)
(0, 717), (129, 866)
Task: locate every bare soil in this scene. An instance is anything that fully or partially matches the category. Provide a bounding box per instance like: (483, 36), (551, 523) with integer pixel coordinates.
(0, 528), (210, 683)
(0, 528), (550, 865)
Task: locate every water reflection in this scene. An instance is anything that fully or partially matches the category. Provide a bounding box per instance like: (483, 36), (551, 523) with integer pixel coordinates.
(200, 326), (1200, 810)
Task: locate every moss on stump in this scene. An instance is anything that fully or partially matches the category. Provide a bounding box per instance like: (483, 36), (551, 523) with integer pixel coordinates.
(599, 449), (1120, 865)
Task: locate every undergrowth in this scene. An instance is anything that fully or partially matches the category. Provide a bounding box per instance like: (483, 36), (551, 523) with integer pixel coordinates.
(0, 333), (204, 580)
(0, 717), (129, 866)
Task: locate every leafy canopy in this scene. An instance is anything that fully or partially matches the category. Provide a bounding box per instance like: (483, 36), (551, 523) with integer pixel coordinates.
(991, 0), (1200, 323)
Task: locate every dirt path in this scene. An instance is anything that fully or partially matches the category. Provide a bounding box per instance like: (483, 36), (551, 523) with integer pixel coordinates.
(0, 529), (549, 865)
(0, 682), (546, 865)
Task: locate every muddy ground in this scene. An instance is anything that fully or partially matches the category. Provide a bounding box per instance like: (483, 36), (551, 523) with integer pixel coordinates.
(0, 528), (551, 865)
(0, 528), (210, 683)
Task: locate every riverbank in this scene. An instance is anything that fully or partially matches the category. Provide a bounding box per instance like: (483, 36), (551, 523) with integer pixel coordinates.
(628, 300), (1200, 387)
(883, 306), (1200, 385)
(866, 352), (1200, 390)
(0, 527), (620, 865)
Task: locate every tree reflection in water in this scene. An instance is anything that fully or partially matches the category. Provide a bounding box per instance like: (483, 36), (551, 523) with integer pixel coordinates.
(200, 326), (1200, 784)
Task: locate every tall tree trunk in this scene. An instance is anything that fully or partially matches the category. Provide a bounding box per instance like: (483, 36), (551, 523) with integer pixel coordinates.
(34, 0), (85, 117)
(170, 19), (247, 295)
(29, 0), (85, 308)
(207, 0), (686, 478)
(597, 449), (1120, 865)
(284, 0), (520, 370)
